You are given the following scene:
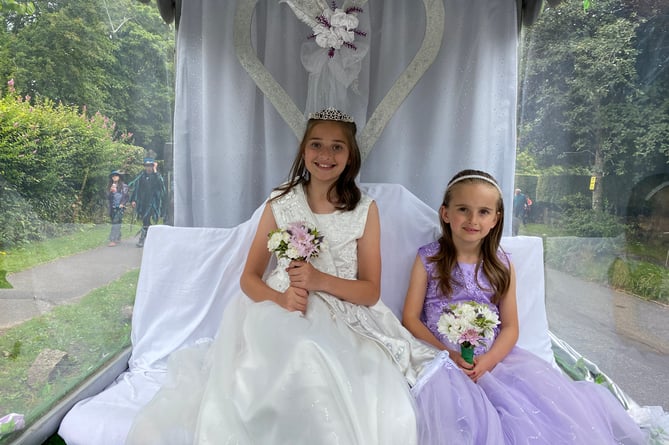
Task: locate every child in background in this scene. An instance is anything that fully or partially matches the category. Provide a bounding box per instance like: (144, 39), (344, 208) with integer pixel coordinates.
(107, 170), (128, 247)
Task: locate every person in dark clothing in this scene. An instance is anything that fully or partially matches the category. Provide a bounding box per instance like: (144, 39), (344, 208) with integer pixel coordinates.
(129, 158), (165, 247)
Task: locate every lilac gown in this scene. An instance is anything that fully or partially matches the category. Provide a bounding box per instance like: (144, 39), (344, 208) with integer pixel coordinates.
(411, 241), (647, 445)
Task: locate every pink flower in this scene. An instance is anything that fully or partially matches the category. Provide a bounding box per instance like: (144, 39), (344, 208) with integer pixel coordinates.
(268, 222), (324, 262)
(459, 329), (482, 345)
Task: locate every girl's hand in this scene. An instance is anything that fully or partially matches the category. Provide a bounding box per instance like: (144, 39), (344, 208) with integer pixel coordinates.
(448, 350), (475, 375)
(279, 286), (309, 314)
(468, 353), (496, 382)
(287, 261), (322, 291)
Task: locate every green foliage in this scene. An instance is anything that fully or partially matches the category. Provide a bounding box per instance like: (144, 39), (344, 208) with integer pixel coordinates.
(0, 89), (144, 246)
(514, 151), (539, 175)
(519, 0), (669, 203)
(0, 0), (174, 155)
(0, 0), (34, 14)
(536, 175), (591, 204)
(545, 235), (625, 281)
(0, 270), (137, 434)
(514, 174), (539, 200)
(543, 234), (667, 302)
(627, 261), (669, 301)
(609, 256), (669, 302)
(0, 180), (46, 248)
(608, 257), (631, 288)
(561, 207), (626, 238)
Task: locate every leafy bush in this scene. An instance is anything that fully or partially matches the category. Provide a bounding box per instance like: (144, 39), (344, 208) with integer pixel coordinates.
(0, 86), (144, 246)
(608, 257), (632, 289)
(608, 257), (669, 302)
(554, 193), (627, 237)
(545, 235), (625, 281)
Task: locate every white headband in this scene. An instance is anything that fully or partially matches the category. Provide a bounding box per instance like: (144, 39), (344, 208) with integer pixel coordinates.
(447, 174), (502, 195)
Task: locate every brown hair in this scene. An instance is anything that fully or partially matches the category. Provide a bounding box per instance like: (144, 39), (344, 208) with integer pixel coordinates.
(272, 118), (362, 210)
(429, 169), (510, 305)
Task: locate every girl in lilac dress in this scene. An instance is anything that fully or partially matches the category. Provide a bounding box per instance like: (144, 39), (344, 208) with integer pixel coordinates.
(403, 169), (646, 444)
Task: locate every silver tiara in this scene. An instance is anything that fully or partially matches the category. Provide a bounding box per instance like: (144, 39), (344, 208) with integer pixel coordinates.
(308, 107), (354, 123)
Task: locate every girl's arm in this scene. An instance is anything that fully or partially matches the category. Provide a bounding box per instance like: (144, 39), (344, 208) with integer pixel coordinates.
(287, 201), (381, 306)
(240, 203), (309, 313)
(402, 255), (445, 350)
(402, 256), (472, 369)
(469, 262), (520, 381)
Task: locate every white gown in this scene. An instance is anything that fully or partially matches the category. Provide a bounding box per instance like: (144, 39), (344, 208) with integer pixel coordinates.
(126, 184), (436, 445)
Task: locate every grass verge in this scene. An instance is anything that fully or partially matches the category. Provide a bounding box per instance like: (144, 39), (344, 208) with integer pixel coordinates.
(0, 269), (138, 444)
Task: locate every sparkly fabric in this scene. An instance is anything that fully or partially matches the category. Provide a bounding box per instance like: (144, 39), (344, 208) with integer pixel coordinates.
(412, 241), (647, 445)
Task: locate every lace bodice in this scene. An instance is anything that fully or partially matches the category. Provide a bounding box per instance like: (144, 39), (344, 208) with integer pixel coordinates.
(265, 184), (371, 291)
(312, 210), (367, 280)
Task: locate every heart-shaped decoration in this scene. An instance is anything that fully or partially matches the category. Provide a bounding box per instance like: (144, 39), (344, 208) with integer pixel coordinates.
(234, 0), (444, 160)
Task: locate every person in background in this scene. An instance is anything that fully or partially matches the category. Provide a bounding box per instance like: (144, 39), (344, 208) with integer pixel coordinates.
(513, 188), (526, 220)
(129, 158), (165, 247)
(107, 170), (129, 247)
(523, 193), (533, 224)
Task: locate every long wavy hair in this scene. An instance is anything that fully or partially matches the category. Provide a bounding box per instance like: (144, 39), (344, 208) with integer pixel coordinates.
(272, 118), (362, 210)
(429, 169), (510, 305)
(108, 173), (126, 193)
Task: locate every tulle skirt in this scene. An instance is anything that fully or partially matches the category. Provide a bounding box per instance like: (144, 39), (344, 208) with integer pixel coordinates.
(126, 294), (419, 445)
(412, 347), (647, 445)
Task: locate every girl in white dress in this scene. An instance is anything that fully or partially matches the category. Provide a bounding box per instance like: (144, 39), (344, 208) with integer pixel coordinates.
(126, 108), (435, 444)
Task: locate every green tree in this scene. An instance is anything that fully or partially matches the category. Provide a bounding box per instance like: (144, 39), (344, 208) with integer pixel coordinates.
(0, 0), (173, 155)
(518, 0), (669, 211)
(104, 1), (174, 155)
(0, 0), (34, 14)
(6, 2), (116, 112)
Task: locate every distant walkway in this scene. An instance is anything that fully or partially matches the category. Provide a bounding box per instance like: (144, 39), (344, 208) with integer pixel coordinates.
(0, 241), (142, 330)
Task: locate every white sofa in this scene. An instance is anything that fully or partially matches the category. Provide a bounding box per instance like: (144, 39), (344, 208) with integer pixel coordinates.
(58, 183), (554, 444)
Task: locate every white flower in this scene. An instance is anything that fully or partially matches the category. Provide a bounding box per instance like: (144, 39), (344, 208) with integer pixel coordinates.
(330, 9), (359, 30)
(333, 26), (354, 44)
(267, 230), (289, 251)
(437, 301), (500, 347)
(315, 28), (343, 49)
(267, 232), (282, 251)
(310, 5), (363, 54)
(285, 245), (300, 260)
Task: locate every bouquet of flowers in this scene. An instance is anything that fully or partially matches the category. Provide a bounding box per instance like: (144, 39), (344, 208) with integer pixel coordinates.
(437, 301), (500, 364)
(267, 221), (324, 262)
(0, 413), (24, 435)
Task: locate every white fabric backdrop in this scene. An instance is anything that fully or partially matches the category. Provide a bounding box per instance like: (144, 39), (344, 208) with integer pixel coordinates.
(172, 0), (518, 229)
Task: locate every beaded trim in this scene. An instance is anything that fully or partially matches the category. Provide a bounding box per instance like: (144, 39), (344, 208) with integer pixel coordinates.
(308, 107), (354, 123)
